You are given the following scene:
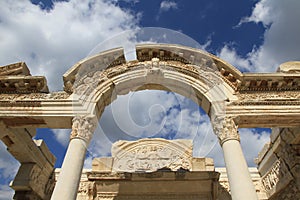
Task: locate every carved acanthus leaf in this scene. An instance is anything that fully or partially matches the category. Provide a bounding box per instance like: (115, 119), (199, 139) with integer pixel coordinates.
(212, 116), (240, 145)
(70, 115), (98, 142)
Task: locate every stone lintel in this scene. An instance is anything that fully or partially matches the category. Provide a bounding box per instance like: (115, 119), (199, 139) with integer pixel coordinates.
(87, 170), (219, 181)
(34, 139), (56, 166)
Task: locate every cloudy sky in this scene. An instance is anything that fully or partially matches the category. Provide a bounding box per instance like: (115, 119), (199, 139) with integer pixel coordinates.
(1, 0), (300, 198)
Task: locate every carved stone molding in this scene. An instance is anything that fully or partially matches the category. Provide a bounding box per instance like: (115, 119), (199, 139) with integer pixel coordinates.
(71, 59), (225, 100)
(0, 62), (30, 76)
(145, 58), (165, 77)
(70, 115), (98, 142)
(77, 181), (96, 199)
(232, 91), (300, 106)
(0, 62), (49, 93)
(212, 116), (240, 145)
(0, 91), (70, 102)
(73, 70), (109, 96)
(87, 172), (130, 180)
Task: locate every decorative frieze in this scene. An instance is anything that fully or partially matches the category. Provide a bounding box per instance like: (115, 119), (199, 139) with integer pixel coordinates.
(70, 115), (98, 142)
(0, 91), (70, 101)
(232, 91), (300, 106)
(87, 172), (130, 180)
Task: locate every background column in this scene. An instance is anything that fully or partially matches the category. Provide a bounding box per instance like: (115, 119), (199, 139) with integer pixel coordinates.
(51, 115), (97, 200)
(213, 116), (258, 200)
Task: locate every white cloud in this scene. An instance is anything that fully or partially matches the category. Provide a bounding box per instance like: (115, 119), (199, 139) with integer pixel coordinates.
(219, 0), (300, 72)
(83, 90), (221, 167)
(238, 0), (273, 26)
(0, 142), (19, 179)
(120, 0), (140, 4)
(0, 0), (139, 91)
(160, 1), (178, 12)
(240, 129), (270, 166)
(51, 129), (71, 147)
(0, 184), (14, 200)
(218, 45), (253, 72)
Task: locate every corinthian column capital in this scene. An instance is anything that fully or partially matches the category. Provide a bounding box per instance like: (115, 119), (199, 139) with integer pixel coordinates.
(70, 115), (98, 143)
(212, 116), (240, 145)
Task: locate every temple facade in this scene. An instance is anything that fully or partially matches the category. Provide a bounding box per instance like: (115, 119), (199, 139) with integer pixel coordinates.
(0, 44), (299, 199)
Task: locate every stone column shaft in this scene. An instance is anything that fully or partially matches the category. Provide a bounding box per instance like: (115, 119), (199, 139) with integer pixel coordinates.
(223, 139), (258, 200)
(51, 115), (97, 200)
(51, 139), (88, 200)
(213, 116), (258, 200)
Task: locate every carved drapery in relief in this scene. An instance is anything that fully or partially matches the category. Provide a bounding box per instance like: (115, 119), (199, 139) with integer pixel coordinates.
(212, 116), (240, 145)
(70, 115), (98, 143)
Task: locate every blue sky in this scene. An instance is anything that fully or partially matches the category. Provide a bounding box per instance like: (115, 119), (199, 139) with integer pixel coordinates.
(1, 0), (300, 198)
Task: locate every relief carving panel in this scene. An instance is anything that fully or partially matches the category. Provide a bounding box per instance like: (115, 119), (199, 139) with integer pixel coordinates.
(112, 138), (193, 172)
(261, 159), (293, 196)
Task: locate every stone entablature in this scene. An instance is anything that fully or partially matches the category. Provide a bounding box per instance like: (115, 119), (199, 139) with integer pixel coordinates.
(0, 44), (299, 129)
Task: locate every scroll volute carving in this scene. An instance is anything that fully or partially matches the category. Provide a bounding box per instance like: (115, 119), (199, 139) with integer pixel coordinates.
(212, 116), (240, 145)
(70, 115), (98, 143)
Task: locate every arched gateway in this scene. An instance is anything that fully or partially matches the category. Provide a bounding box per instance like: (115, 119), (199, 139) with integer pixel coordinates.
(0, 44), (299, 200)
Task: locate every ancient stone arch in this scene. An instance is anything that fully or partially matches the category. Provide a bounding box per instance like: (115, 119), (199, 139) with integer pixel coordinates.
(0, 44), (299, 200)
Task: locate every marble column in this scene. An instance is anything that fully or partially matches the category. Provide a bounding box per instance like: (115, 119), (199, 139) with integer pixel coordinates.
(213, 116), (258, 200)
(51, 115), (97, 200)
